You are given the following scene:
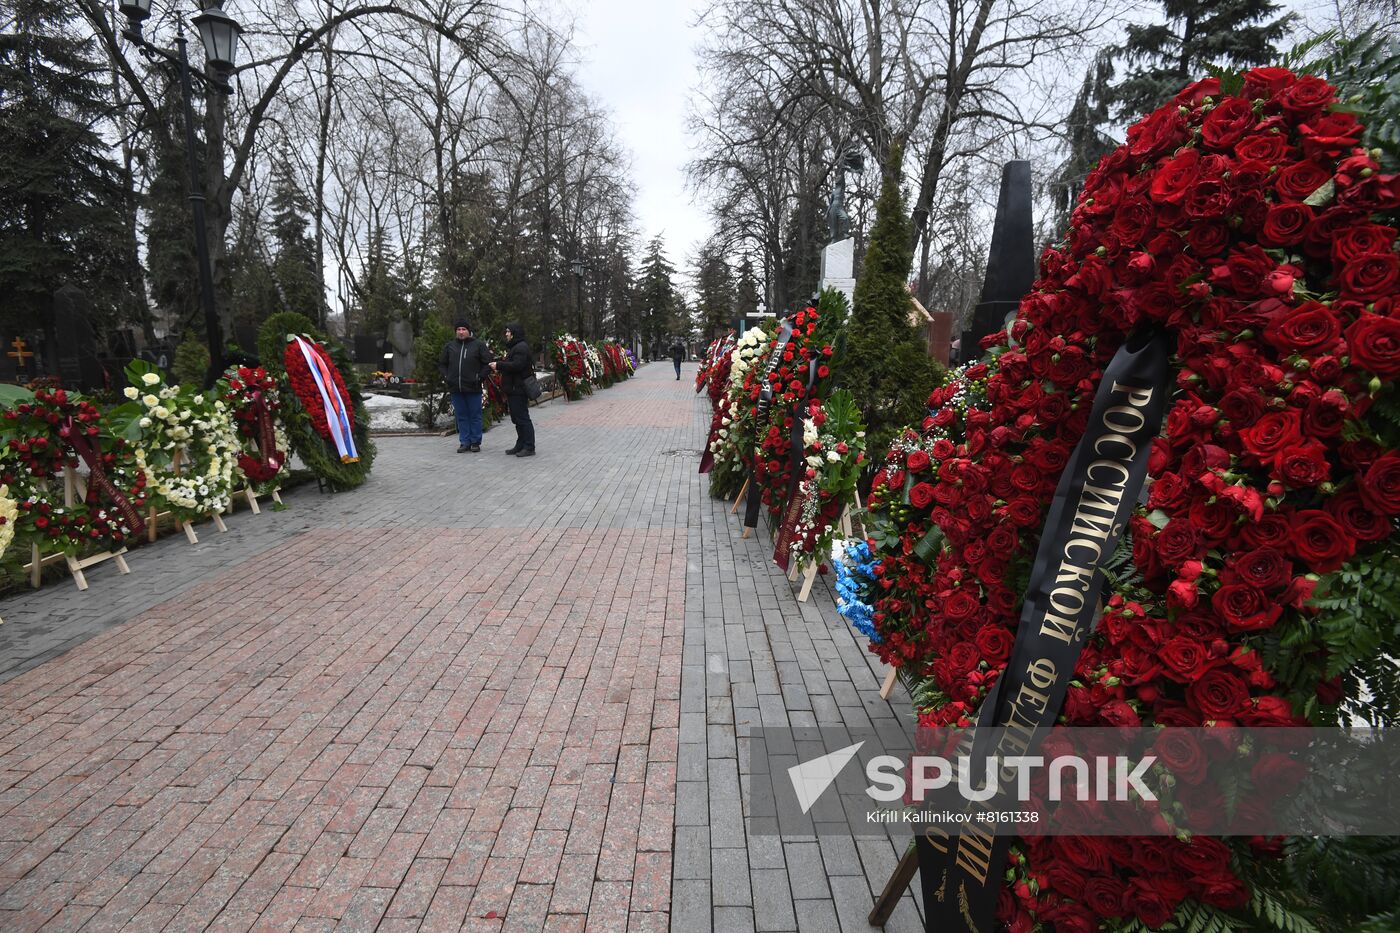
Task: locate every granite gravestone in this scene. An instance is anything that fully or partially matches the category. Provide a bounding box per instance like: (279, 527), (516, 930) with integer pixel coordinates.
(387, 319), (416, 377)
(353, 335), (382, 365)
(961, 161), (1035, 361)
(52, 284), (106, 390)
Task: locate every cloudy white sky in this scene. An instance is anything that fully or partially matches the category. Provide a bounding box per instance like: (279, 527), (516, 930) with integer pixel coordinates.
(570, 0), (712, 280)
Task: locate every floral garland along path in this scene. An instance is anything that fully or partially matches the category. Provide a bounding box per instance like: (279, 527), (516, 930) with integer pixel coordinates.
(223, 365), (290, 509)
(0, 389), (147, 586)
(108, 361), (240, 541)
(848, 65), (1400, 932)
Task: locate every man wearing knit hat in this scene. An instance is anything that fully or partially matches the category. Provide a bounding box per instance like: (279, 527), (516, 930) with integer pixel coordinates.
(439, 319), (494, 452)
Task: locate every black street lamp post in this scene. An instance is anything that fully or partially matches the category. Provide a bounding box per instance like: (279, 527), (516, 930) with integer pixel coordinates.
(117, 0), (241, 387)
(570, 258), (584, 335)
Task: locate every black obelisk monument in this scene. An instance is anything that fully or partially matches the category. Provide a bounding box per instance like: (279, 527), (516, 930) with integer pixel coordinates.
(960, 160), (1035, 360)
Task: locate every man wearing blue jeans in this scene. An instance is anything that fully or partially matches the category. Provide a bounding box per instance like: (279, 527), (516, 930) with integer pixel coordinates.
(439, 319), (494, 452)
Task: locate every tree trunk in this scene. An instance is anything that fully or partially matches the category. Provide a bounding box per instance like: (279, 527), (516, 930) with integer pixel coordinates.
(205, 88), (232, 343)
(314, 12), (336, 329)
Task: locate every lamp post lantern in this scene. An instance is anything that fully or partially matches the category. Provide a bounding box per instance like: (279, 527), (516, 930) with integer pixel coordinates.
(118, 0), (241, 387)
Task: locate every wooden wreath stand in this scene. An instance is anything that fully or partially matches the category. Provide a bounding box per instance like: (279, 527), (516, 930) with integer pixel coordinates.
(145, 448), (227, 544)
(785, 489), (863, 602)
(22, 465), (132, 591)
(229, 484), (282, 515)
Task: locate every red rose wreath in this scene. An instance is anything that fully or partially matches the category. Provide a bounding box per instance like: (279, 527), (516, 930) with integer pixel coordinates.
(283, 338), (355, 445)
(223, 366), (288, 493)
(859, 64), (1400, 932)
(0, 390), (147, 553)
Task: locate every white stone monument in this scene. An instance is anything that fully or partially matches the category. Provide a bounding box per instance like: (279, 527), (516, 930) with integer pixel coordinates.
(820, 237), (856, 309)
(819, 148), (864, 313)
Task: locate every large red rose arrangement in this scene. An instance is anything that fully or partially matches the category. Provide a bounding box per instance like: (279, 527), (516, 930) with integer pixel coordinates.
(855, 66), (1400, 931)
(283, 337), (355, 445)
(551, 335), (593, 400)
(703, 326), (771, 498)
(0, 390), (147, 553)
(742, 304), (840, 518)
(223, 365), (289, 493)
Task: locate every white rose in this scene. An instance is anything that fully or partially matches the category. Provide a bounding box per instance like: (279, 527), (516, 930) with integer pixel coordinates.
(193, 395), (203, 405)
(153, 407), (169, 419)
(142, 394), (159, 407)
(826, 450), (840, 462)
(139, 417), (151, 428)
(123, 386), (139, 400)
(141, 372), (160, 386)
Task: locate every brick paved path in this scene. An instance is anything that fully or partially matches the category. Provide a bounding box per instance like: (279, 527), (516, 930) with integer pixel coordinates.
(0, 363), (922, 932)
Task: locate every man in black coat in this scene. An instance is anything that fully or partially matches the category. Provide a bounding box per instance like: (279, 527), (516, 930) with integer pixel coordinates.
(668, 338), (686, 380)
(488, 322), (536, 457)
(439, 319), (494, 452)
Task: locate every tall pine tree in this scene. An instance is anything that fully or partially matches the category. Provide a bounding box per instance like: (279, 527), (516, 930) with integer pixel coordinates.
(268, 158), (323, 321)
(1047, 51), (1117, 235)
(733, 255), (761, 319)
(144, 88), (202, 338)
(1108, 0), (1294, 119)
(692, 243), (735, 337)
(843, 145), (944, 456)
(636, 235), (682, 354)
(0, 0), (127, 338)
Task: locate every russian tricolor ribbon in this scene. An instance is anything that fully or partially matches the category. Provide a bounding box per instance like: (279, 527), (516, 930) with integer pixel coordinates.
(292, 336), (359, 464)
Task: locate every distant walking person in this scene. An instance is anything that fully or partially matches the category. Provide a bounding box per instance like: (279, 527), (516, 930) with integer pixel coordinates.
(669, 338), (686, 380)
(490, 322), (536, 457)
(439, 319), (493, 452)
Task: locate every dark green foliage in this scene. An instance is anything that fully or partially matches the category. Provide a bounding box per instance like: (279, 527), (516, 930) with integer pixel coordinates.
(268, 160), (323, 321)
(227, 213), (281, 332)
(1290, 28), (1400, 172)
(412, 316), (451, 429)
(1107, 0), (1294, 119)
(256, 312), (375, 490)
(843, 147), (945, 456)
(636, 236), (685, 350)
(172, 339), (210, 388)
(734, 255), (761, 319)
(693, 244), (735, 338)
(1047, 51), (1117, 234)
(351, 226), (418, 338)
(143, 92), (202, 336)
(0, 0), (128, 337)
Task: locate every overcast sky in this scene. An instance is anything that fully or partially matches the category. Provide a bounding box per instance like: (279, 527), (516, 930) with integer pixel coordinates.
(571, 0), (711, 282)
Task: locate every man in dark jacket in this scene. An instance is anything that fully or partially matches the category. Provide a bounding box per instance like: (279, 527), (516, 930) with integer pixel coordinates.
(488, 322), (536, 457)
(439, 319), (494, 452)
(669, 338), (686, 380)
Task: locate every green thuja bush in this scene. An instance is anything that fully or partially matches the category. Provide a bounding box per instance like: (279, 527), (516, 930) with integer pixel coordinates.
(172, 339), (210, 387)
(841, 144), (944, 458)
(256, 311), (376, 490)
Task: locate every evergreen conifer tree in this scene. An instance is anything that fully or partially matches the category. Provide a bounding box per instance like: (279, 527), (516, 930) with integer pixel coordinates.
(1047, 52), (1117, 235)
(693, 243), (735, 337)
(1108, 0), (1294, 119)
(268, 158), (323, 321)
(843, 145), (944, 456)
(144, 91), (202, 336)
(636, 236), (682, 353)
(0, 0), (127, 337)
(734, 255), (761, 320)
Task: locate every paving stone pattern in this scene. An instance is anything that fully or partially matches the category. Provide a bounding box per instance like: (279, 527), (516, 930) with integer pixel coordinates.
(0, 363), (922, 931)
